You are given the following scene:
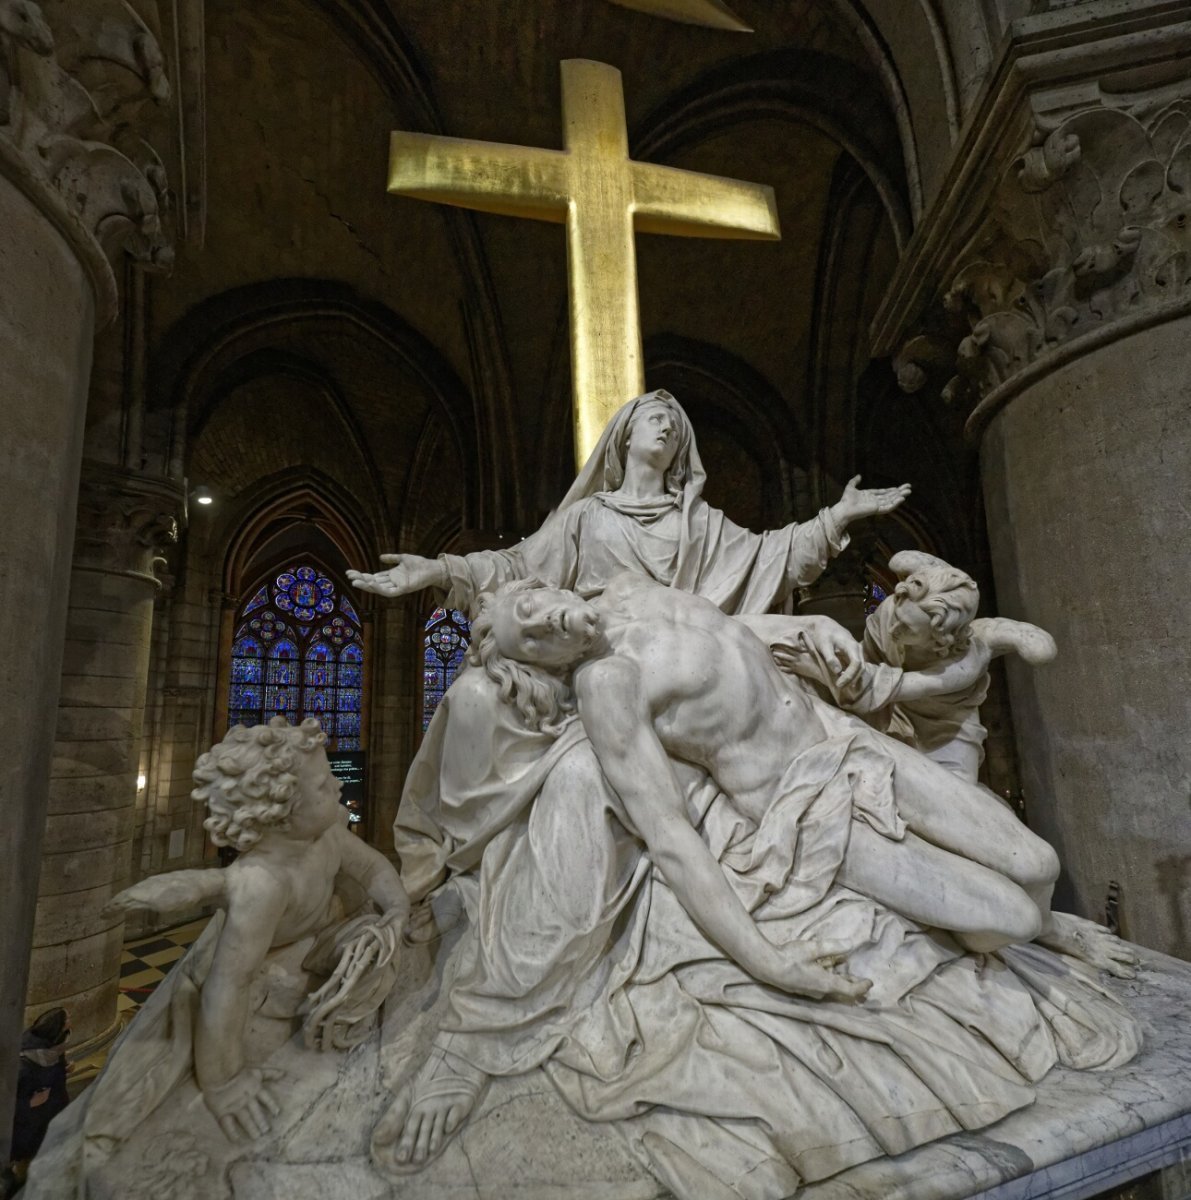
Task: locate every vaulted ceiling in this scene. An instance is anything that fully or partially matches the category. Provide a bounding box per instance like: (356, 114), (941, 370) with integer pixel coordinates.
(135, 0), (1004, 577)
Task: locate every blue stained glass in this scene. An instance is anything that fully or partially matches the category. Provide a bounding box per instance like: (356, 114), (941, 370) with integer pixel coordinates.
(422, 606), (470, 730)
(864, 581), (889, 617)
(230, 684), (260, 713)
(243, 585), (269, 615)
(231, 657), (262, 684)
(305, 642), (335, 688)
(232, 564), (365, 753)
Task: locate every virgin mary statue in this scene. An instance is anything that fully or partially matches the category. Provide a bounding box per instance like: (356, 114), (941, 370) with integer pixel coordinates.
(349, 389), (911, 902)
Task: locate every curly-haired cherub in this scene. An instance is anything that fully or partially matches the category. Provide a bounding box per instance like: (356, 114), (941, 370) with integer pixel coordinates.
(108, 717), (410, 1142)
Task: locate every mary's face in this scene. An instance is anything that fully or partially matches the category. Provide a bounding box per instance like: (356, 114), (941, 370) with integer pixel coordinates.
(625, 401), (680, 474)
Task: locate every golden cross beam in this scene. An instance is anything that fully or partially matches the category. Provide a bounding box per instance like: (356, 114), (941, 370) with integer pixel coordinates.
(388, 58), (781, 466)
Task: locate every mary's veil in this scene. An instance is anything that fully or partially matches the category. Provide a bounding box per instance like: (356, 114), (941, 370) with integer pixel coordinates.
(553, 389), (707, 512)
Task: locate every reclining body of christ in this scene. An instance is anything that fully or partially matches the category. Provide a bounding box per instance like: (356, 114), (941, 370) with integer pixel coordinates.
(376, 572), (1137, 1180)
(494, 571), (1059, 967)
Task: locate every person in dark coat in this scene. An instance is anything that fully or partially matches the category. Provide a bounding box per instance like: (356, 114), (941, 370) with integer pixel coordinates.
(10, 1009), (71, 1169)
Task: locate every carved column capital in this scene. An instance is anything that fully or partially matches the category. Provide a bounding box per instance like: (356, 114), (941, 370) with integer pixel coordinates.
(0, 0), (175, 325)
(74, 461), (185, 586)
(874, 1), (1191, 440)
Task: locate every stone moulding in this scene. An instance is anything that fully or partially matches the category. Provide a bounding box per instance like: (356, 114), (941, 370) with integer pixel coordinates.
(0, 0), (175, 327)
(870, 1), (1191, 440)
(73, 460), (185, 586)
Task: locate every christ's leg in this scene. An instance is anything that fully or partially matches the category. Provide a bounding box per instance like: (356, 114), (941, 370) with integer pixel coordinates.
(838, 822), (1043, 952)
(872, 739), (1136, 973)
(879, 736), (1060, 915)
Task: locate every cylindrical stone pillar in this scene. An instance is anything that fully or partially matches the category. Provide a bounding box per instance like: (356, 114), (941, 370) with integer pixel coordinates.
(0, 174), (103, 1156)
(0, 0), (175, 1150)
(979, 315), (1191, 956)
(23, 470), (177, 1050)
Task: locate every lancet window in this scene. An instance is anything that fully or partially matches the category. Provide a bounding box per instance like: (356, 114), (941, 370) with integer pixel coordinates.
(422, 607), (470, 731)
(228, 564), (364, 749)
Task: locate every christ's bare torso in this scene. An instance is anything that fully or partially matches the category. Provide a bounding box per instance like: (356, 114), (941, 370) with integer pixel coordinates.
(586, 574), (828, 819)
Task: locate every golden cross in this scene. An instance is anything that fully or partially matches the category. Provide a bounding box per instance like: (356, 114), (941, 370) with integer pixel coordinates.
(388, 58), (780, 466)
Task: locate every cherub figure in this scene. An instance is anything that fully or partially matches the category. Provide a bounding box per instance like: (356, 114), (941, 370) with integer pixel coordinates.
(103, 718), (410, 1144)
(767, 551), (1135, 976)
(808, 550), (1054, 783)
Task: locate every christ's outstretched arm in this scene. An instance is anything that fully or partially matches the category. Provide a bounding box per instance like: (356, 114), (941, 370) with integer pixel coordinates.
(574, 655), (868, 1002)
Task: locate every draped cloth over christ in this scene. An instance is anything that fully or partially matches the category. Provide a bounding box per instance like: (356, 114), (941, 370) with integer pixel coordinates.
(398, 391), (848, 903)
(390, 668), (1140, 1200)
(389, 391), (1139, 1199)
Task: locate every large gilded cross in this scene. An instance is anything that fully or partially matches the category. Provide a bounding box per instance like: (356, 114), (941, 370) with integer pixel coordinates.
(388, 58), (780, 466)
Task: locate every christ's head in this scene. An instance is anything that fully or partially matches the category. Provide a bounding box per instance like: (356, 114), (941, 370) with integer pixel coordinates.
(468, 581), (601, 734)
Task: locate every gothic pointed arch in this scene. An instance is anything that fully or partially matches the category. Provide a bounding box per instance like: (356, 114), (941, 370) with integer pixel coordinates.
(152, 279), (483, 530)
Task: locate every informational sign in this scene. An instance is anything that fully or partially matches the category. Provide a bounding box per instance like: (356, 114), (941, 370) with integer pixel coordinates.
(327, 751), (366, 831)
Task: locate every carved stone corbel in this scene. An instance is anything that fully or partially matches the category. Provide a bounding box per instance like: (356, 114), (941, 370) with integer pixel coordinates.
(73, 461), (185, 587)
(0, 0), (175, 321)
(874, 6), (1191, 438)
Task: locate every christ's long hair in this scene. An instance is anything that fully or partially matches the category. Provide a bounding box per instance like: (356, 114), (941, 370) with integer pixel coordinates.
(467, 580), (576, 736)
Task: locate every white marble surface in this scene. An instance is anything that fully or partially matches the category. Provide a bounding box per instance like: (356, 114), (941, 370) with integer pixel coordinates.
(68, 935), (1191, 1200)
(800, 948), (1191, 1200)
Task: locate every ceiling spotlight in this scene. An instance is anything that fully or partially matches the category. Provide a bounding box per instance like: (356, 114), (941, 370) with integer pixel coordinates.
(193, 484), (214, 507)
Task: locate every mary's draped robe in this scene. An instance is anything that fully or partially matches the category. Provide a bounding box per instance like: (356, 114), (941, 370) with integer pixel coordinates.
(388, 394), (1138, 1200)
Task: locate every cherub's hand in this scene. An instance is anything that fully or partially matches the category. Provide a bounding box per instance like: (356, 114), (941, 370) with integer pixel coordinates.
(831, 475), (912, 527)
(760, 937), (871, 1003)
(771, 622), (863, 691)
(346, 554), (446, 599)
(204, 1066), (284, 1142)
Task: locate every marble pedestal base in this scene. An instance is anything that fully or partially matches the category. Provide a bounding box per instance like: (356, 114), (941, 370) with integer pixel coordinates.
(71, 943), (1191, 1200)
(800, 950), (1191, 1200)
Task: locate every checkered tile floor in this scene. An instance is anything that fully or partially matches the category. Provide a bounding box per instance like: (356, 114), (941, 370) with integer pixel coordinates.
(117, 917), (209, 1016)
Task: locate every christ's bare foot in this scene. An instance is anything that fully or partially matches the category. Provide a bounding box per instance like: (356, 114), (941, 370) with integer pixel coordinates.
(371, 1042), (487, 1176)
(1037, 912), (1138, 978)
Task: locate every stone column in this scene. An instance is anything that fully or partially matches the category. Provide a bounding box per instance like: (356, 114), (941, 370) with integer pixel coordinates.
(874, 1), (1191, 956)
(24, 469), (180, 1052)
(0, 0), (174, 1157)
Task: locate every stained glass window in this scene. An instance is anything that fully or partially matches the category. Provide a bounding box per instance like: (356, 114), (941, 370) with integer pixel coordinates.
(422, 607), (470, 731)
(864, 580), (888, 616)
(227, 562), (364, 750)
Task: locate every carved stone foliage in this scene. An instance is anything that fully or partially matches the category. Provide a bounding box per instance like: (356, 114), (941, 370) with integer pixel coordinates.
(897, 96), (1191, 411)
(74, 462), (184, 584)
(0, 0), (173, 277)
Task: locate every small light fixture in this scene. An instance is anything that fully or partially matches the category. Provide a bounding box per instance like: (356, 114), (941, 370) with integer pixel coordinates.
(193, 484), (214, 507)
(136, 774), (147, 791)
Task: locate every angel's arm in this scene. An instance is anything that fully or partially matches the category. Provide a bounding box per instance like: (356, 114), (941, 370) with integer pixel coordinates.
(970, 617), (1057, 666)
